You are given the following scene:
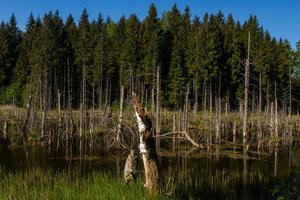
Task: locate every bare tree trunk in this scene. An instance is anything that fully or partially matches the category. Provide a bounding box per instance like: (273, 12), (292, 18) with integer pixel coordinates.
(41, 72), (47, 140)
(239, 100), (243, 118)
(99, 48), (103, 110)
(289, 66), (292, 119)
(259, 72), (262, 113)
(225, 92), (229, 116)
(209, 80), (212, 116)
(151, 86), (155, 114)
(117, 86), (124, 143)
(243, 31), (250, 144)
(41, 104), (46, 139)
(155, 65), (160, 148)
(275, 82), (278, 138)
(289, 67), (293, 141)
(184, 84), (189, 132)
(274, 147), (278, 177)
(109, 76), (112, 105)
(129, 63), (133, 103)
(124, 149), (138, 183)
(67, 58), (71, 108)
(3, 122), (7, 140)
(193, 77), (198, 114)
(203, 80), (207, 111)
(79, 64), (87, 155)
(132, 93), (159, 195)
(251, 88), (255, 112)
(57, 90), (61, 150)
(266, 79), (270, 116)
(216, 72), (221, 143)
(270, 101), (274, 134)
(22, 95), (32, 143)
(91, 83), (95, 148)
(233, 120), (236, 144)
(172, 113), (176, 152)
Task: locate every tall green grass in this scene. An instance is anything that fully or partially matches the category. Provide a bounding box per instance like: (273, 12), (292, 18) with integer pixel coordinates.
(0, 167), (168, 200)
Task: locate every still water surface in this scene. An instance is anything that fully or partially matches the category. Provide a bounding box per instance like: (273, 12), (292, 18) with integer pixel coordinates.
(0, 145), (299, 200)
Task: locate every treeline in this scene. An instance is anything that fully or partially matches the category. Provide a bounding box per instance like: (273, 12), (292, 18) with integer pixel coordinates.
(1, 4), (300, 112)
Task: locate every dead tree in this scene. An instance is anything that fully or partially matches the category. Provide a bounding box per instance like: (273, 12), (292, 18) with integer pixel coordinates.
(132, 93), (159, 195)
(243, 31), (250, 144)
(155, 65), (161, 148)
(124, 149), (138, 183)
(21, 95), (32, 143)
(117, 86), (124, 143)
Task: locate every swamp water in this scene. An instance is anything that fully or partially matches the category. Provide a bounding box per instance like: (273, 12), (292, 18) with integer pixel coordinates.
(0, 145), (299, 200)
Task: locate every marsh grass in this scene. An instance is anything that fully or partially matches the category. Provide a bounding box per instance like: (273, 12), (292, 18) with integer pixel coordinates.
(0, 167), (168, 200)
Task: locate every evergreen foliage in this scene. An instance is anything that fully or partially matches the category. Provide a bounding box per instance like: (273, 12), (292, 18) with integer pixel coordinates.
(0, 5), (297, 112)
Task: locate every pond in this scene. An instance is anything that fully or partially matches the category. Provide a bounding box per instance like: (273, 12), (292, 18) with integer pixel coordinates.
(0, 145), (299, 200)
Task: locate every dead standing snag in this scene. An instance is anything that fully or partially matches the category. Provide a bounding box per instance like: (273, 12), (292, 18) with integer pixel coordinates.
(132, 93), (159, 195)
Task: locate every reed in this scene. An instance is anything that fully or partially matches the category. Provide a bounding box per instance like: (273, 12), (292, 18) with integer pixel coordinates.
(0, 167), (167, 200)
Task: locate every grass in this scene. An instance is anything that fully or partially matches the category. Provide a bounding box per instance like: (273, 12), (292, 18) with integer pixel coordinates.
(0, 167), (168, 200)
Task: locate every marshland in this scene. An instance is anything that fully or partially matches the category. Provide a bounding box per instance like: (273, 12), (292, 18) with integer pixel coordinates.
(1, 2), (300, 200)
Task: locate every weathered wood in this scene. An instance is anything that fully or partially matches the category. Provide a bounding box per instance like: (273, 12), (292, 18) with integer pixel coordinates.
(132, 93), (159, 195)
(243, 31), (250, 144)
(155, 65), (160, 148)
(117, 86), (124, 143)
(184, 84), (189, 132)
(22, 95), (32, 142)
(3, 121), (7, 139)
(233, 121), (236, 144)
(193, 77), (198, 114)
(124, 149), (138, 183)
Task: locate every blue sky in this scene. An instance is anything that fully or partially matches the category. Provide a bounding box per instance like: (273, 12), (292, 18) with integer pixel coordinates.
(1, 0), (299, 48)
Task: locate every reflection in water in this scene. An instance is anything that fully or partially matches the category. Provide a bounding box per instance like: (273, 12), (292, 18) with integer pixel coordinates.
(0, 146), (299, 200)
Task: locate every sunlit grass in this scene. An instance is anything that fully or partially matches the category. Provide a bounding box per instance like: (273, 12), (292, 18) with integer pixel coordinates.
(0, 167), (168, 200)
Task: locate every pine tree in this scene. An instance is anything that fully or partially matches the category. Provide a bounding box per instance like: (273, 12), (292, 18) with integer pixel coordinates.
(92, 13), (106, 108)
(76, 8), (92, 108)
(104, 17), (119, 103)
(11, 13), (37, 105)
(0, 22), (9, 88)
(119, 14), (140, 94)
(64, 14), (78, 107)
(168, 4), (188, 108)
(140, 3), (161, 110)
(224, 15), (243, 106)
(6, 14), (21, 82)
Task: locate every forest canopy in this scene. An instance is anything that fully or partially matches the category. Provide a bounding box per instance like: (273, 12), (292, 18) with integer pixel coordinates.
(0, 4), (300, 112)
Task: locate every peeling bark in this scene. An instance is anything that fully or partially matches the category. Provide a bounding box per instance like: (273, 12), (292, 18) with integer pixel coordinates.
(132, 93), (159, 195)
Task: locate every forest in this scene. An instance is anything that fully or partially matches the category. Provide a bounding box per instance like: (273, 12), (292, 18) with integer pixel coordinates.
(0, 3), (299, 113)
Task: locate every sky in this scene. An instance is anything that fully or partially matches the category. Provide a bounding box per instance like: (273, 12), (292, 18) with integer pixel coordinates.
(1, 0), (299, 49)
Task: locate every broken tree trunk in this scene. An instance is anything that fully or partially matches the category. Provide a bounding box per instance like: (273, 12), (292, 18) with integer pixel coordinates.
(124, 149), (138, 183)
(132, 93), (159, 195)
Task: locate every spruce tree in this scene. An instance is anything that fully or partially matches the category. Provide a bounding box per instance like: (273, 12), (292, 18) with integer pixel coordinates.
(0, 22), (8, 88)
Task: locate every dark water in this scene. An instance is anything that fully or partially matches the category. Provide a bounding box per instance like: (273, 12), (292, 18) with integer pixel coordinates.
(0, 145), (299, 200)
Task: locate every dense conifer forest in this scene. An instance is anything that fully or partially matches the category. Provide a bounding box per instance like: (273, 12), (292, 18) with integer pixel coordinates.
(0, 3), (299, 113)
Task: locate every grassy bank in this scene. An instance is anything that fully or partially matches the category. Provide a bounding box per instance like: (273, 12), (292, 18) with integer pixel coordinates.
(0, 167), (168, 200)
